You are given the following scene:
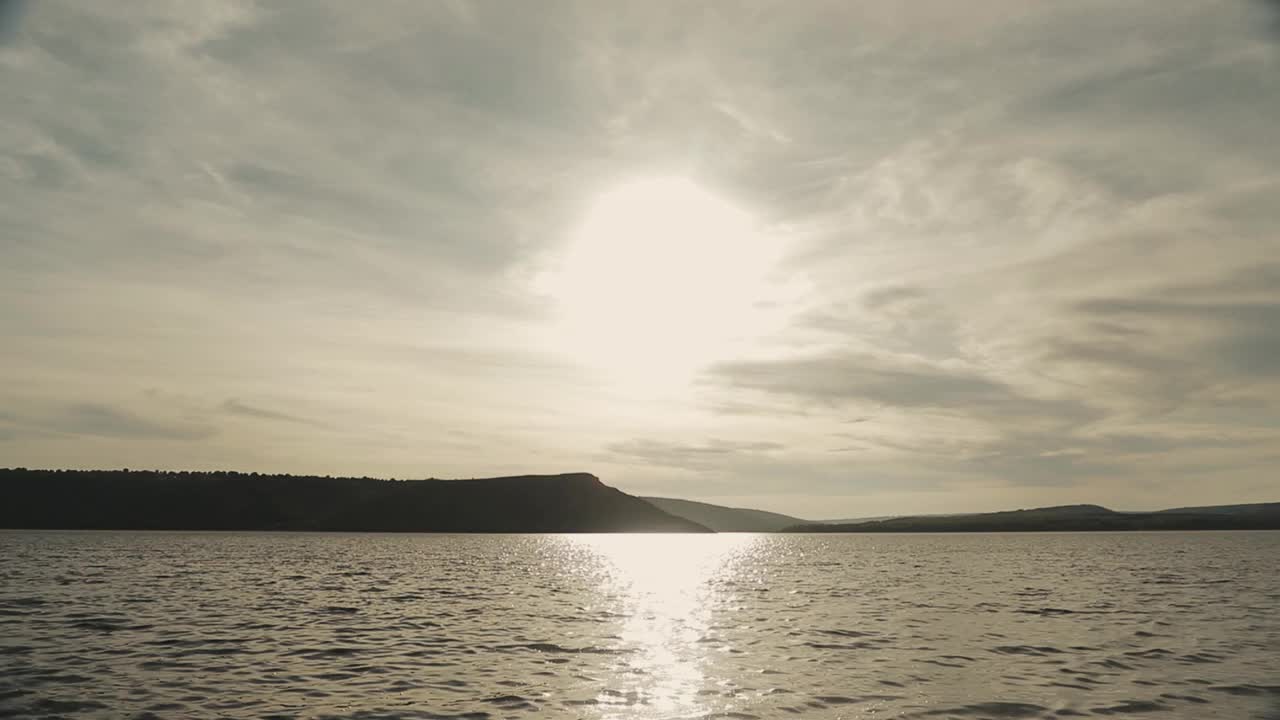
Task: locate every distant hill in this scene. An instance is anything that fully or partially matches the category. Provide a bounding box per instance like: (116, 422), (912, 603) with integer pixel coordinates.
(816, 516), (897, 525)
(1156, 502), (1280, 516)
(785, 502), (1280, 533)
(0, 469), (710, 533)
(642, 497), (809, 532)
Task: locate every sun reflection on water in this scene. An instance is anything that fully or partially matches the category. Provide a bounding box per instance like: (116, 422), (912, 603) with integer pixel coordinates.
(568, 533), (762, 719)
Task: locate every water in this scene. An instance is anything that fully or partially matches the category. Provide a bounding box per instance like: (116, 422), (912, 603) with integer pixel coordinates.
(1, 531), (1278, 720)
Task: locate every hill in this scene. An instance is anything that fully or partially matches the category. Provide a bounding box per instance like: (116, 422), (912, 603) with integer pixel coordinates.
(642, 496), (809, 532)
(1156, 502), (1280, 515)
(784, 502), (1280, 533)
(0, 469), (710, 533)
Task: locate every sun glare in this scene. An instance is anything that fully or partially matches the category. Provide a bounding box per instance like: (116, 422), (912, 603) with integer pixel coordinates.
(541, 177), (787, 387)
(571, 534), (761, 718)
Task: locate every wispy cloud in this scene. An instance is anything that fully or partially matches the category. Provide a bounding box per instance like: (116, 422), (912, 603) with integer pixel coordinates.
(49, 404), (214, 442)
(608, 438), (786, 471)
(221, 400), (318, 427)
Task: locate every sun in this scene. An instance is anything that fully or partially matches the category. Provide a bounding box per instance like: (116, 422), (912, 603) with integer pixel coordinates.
(539, 177), (786, 387)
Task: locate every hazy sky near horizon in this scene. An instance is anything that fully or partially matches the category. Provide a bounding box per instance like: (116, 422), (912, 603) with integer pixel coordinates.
(3, 1), (1279, 518)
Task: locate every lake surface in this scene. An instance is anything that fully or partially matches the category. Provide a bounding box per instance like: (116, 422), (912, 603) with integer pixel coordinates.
(1, 531), (1278, 720)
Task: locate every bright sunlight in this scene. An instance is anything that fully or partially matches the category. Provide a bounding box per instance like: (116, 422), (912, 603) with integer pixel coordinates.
(541, 177), (787, 387)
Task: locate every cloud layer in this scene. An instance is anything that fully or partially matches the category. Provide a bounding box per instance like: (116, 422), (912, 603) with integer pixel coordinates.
(2, 1), (1277, 516)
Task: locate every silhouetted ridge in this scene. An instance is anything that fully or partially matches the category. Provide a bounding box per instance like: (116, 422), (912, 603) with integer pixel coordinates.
(1157, 502), (1280, 515)
(641, 496), (810, 532)
(0, 469), (710, 533)
(784, 501), (1280, 533)
(1027, 504), (1115, 514)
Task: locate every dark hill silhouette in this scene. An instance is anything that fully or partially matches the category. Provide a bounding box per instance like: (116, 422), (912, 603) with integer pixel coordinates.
(1157, 502), (1280, 515)
(641, 496), (809, 532)
(0, 469), (710, 533)
(784, 502), (1280, 532)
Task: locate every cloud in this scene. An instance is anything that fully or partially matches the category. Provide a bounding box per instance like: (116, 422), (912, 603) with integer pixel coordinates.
(0, 0), (25, 44)
(2, 1), (1278, 514)
(704, 253), (1280, 495)
(49, 404), (215, 441)
(713, 352), (1093, 424)
(1042, 266), (1280, 415)
(861, 286), (928, 310)
(608, 438), (785, 471)
(221, 399), (317, 426)
(1074, 297), (1280, 377)
(1261, 0), (1280, 37)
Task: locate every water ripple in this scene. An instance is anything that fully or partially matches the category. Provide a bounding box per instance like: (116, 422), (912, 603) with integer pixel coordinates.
(0, 530), (1276, 719)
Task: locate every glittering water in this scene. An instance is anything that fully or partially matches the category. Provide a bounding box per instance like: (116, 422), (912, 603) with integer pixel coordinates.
(1, 531), (1278, 719)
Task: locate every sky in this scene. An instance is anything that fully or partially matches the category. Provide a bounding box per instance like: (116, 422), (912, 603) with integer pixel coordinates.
(2, 1), (1279, 519)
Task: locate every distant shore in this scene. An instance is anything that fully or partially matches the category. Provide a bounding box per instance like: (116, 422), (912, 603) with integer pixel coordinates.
(782, 503), (1280, 533)
(4, 468), (1277, 534)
